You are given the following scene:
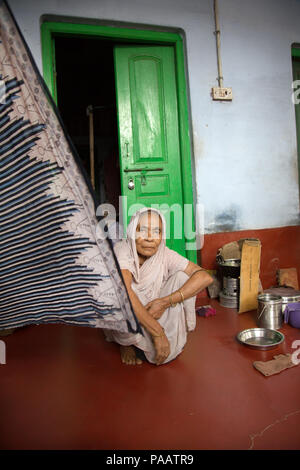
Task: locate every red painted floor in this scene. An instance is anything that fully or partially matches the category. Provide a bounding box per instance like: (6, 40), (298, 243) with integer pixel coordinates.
(1, 298), (300, 450)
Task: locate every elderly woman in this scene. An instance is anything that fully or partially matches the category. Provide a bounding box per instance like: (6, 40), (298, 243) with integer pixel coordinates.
(105, 207), (213, 366)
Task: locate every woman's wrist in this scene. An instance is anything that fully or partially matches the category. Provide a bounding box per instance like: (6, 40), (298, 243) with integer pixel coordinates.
(160, 296), (172, 309)
(166, 289), (185, 307)
(151, 326), (165, 338)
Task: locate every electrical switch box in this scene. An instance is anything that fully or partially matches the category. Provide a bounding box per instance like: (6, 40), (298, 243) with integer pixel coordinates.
(211, 87), (233, 101)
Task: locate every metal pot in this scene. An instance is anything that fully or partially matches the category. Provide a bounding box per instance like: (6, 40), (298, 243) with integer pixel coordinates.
(257, 293), (283, 330)
(280, 294), (300, 313)
(264, 287), (300, 313)
(216, 257), (241, 279)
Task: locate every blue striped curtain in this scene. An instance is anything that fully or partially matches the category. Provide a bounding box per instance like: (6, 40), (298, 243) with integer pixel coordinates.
(0, 0), (139, 334)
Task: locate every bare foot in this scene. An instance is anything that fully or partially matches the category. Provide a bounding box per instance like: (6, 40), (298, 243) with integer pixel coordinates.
(120, 345), (143, 365)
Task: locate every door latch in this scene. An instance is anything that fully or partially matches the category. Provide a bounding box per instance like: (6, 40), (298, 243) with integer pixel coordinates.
(124, 167), (163, 187)
(128, 179), (135, 190)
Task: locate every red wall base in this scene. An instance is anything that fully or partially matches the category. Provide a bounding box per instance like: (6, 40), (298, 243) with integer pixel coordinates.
(199, 225), (300, 290)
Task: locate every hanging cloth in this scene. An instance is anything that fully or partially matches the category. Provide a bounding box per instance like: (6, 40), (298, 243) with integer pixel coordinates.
(0, 0), (140, 334)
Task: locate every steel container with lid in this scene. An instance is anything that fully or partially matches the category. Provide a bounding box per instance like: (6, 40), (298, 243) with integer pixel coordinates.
(279, 293), (300, 313)
(216, 257), (240, 279)
(257, 293), (283, 329)
(264, 287), (300, 313)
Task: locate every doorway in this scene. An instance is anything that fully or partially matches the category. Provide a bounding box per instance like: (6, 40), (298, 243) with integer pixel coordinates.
(55, 36), (121, 208)
(41, 21), (196, 262)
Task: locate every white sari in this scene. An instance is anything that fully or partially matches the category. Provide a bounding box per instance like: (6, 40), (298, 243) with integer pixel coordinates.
(105, 208), (196, 364)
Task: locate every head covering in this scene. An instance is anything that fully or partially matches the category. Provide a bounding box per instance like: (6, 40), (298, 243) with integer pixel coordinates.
(114, 207), (167, 304)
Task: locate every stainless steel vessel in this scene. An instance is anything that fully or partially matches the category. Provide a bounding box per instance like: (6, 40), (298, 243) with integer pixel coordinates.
(264, 287), (300, 313)
(237, 327), (285, 350)
(257, 293), (283, 329)
(217, 258), (240, 309)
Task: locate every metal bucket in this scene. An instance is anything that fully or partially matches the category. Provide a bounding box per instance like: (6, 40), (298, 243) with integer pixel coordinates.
(257, 294), (283, 329)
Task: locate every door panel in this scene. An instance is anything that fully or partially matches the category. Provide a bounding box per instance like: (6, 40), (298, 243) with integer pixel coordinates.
(135, 174), (170, 197)
(114, 45), (186, 256)
(130, 56), (167, 162)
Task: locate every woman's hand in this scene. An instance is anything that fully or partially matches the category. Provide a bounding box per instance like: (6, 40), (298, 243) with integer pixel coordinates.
(120, 270), (170, 365)
(152, 333), (170, 365)
(145, 298), (169, 319)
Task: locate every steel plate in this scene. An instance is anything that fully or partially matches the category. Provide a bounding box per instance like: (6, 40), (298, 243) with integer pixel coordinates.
(236, 328), (285, 350)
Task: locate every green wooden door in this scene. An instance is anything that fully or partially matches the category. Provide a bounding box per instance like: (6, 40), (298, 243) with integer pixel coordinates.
(293, 58), (300, 190)
(114, 45), (186, 256)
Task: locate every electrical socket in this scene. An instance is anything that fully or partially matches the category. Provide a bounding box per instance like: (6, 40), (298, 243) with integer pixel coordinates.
(211, 87), (233, 101)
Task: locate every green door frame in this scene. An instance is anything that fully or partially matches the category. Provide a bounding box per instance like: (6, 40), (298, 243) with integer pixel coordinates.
(41, 21), (196, 263)
(292, 46), (300, 58)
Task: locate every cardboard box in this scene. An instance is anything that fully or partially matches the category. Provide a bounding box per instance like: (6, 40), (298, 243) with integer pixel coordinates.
(217, 238), (261, 313)
(238, 239), (261, 313)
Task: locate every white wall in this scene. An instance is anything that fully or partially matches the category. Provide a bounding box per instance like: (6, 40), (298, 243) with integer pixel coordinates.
(8, 0), (300, 233)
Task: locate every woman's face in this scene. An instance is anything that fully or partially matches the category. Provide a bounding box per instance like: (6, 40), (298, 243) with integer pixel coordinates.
(135, 211), (162, 260)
